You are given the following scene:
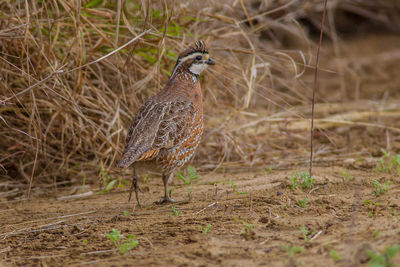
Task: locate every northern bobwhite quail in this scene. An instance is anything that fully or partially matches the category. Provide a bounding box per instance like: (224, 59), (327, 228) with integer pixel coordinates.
(117, 41), (215, 206)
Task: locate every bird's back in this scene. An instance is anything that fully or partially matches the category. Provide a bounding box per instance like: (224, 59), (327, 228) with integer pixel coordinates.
(117, 76), (202, 169)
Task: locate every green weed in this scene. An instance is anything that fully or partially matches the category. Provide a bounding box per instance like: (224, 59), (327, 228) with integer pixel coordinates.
(300, 226), (317, 241)
(300, 226), (309, 241)
(297, 198), (308, 208)
(234, 218), (255, 239)
(142, 174), (149, 183)
(373, 230), (381, 238)
(240, 223), (255, 240)
(228, 180), (248, 195)
(197, 224), (212, 234)
(387, 206), (400, 221)
(171, 206), (182, 216)
(376, 149), (400, 174)
(282, 244), (304, 258)
(330, 249), (342, 262)
(106, 228), (138, 255)
(177, 165), (200, 201)
(373, 179), (392, 197)
(264, 166), (274, 174)
(365, 200), (384, 218)
(99, 168), (117, 193)
(366, 245), (400, 267)
(340, 170), (354, 181)
(289, 171), (315, 190)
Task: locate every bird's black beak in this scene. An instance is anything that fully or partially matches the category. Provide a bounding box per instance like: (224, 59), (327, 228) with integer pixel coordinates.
(206, 58), (215, 65)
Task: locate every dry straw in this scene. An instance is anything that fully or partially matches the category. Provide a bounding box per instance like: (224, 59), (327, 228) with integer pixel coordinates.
(1, 0), (399, 192)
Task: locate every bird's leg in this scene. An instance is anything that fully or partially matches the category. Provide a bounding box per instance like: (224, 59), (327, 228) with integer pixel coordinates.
(155, 172), (176, 204)
(128, 164), (141, 207)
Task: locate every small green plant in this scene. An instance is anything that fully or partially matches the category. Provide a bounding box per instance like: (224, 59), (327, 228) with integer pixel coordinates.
(229, 180), (238, 192)
(373, 230), (381, 238)
(122, 210), (131, 217)
(297, 198), (308, 208)
(264, 166), (274, 174)
(177, 165), (200, 201)
(227, 180), (248, 195)
(373, 179), (392, 197)
(282, 244), (304, 258)
(365, 200), (384, 218)
(289, 171), (315, 190)
(234, 218), (255, 239)
(340, 170), (354, 181)
(300, 226), (309, 241)
(106, 228), (138, 255)
(299, 226), (317, 241)
(142, 174), (149, 183)
(330, 249), (342, 262)
(171, 206), (182, 216)
(366, 245), (400, 267)
(98, 166), (127, 194)
(242, 223), (254, 234)
(388, 206), (400, 221)
(376, 149), (400, 174)
(289, 175), (299, 190)
(99, 168), (117, 193)
(197, 223), (212, 234)
(241, 223), (255, 239)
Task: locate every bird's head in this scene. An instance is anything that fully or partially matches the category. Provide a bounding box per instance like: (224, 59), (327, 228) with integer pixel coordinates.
(171, 41), (215, 77)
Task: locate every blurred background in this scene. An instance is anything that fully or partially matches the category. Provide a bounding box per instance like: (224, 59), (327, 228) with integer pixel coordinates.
(1, 0), (400, 191)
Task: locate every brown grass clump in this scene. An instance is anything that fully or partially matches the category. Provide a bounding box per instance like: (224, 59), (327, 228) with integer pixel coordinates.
(1, 0), (400, 192)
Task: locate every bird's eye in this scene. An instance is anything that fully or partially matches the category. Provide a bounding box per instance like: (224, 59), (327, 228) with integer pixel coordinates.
(195, 55), (202, 60)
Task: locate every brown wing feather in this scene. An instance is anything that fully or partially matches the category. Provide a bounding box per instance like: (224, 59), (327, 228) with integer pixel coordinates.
(153, 101), (195, 149)
(117, 99), (195, 168)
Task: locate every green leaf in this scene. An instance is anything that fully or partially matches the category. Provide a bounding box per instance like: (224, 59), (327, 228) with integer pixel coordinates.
(386, 245), (400, 258)
(187, 165), (200, 181)
(106, 228), (123, 244)
(177, 172), (188, 184)
(330, 249), (342, 261)
(119, 235), (138, 255)
(136, 51), (157, 64)
(105, 180), (117, 192)
(84, 0), (103, 8)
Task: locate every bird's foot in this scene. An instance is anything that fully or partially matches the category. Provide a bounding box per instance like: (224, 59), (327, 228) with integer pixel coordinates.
(154, 196), (176, 205)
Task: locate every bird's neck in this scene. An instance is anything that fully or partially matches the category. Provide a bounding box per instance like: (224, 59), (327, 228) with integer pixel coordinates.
(169, 68), (198, 85)
(158, 69), (201, 103)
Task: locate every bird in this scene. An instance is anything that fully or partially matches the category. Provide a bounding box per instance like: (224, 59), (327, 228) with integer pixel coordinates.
(117, 41), (215, 207)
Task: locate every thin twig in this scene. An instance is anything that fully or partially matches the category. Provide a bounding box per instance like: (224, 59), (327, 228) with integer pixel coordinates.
(310, 230), (323, 241)
(194, 202), (218, 215)
(57, 191), (94, 201)
(310, 0), (328, 178)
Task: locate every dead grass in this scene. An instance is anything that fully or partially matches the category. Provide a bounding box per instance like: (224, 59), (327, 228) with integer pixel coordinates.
(1, 0), (400, 192)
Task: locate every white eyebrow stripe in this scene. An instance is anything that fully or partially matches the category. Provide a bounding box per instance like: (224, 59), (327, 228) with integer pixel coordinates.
(171, 52), (208, 76)
(180, 52), (207, 63)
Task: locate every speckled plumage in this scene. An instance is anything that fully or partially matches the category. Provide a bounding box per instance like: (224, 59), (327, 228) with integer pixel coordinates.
(117, 41), (214, 206)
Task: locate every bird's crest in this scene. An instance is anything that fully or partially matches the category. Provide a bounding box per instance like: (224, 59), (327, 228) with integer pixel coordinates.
(178, 41), (208, 59)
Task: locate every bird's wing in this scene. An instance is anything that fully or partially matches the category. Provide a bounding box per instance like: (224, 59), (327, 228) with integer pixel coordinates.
(117, 99), (195, 167)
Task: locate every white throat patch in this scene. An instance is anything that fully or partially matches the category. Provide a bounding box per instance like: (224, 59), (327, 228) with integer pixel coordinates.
(189, 63), (208, 75)
(171, 52), (209, 76)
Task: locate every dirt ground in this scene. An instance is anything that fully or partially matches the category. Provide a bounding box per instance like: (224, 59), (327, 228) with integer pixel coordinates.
(1, 165), (400, 266)
(2, 29), (400, 266)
